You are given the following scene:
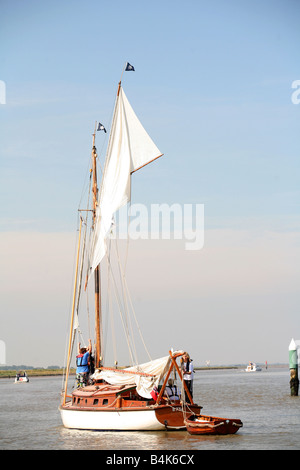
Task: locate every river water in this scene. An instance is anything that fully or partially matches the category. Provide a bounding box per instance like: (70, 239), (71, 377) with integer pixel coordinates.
(0, 367), (299, 451)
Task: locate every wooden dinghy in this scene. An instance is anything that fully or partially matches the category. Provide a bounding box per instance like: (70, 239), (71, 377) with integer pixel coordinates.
(185, 413), (243, 435)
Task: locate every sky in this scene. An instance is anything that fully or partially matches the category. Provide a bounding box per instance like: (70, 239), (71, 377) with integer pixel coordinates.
(0, 0), (299, 368)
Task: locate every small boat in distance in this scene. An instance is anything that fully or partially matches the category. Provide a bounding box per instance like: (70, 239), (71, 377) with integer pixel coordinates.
(245, 362), (262, 372)
(185, 413), (243, 435)
(15, 371), (29, 383)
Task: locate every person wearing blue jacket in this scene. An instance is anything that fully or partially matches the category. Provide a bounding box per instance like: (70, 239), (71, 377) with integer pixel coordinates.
(76, 339), (92, 388)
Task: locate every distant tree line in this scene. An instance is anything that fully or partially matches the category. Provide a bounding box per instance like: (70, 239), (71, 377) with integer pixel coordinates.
(0, 365), (62, 370)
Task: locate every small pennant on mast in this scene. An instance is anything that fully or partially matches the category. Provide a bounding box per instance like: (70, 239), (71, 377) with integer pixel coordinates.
(97, 122), (107, 133)
(125, 62), (135, 71)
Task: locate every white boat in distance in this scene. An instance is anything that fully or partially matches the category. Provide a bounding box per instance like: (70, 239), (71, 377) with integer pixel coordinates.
(245, 362), (262, 372)
(15, 371), (29, 383)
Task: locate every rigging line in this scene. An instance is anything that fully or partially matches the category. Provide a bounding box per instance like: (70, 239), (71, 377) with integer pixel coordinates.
(109, 289), (118, 366)
(62, 212), (83, 387)
(108, 243), (118, 366)
(80, 169), (96, 348)
(85, 225), (94, 341)
(80, 226), (93, 345)
(105, 240), (118, 365)
(124, 276), (152, 362)
(106, 243), (136, 365)
(78, 119), (107, 212)
(101, 242), (111, 363)
(113, 238), (138, 363)
(95, 89), (116, 179)
(78, 154), (95, 210)
(114, 236), (131, 329)
(70, 327), (77, 373)
(76, 326), (86, 348)
(85, 275), (92, 340)
(75, 215), (87, 315)
(63, 321), (77, 393)
(74, 172), (92, 348)
(115, 237), (150, 361)
(105, 246), (136, 365)
(108, 265), (135, 366)
(95, 132), (106, 177)
(97, 90), (120, 205)
(112, 237), (152, 362)
(123, 195), (132, 276)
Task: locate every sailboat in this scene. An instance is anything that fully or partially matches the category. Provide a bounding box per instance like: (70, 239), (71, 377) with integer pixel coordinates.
(59, 64), (201, 431)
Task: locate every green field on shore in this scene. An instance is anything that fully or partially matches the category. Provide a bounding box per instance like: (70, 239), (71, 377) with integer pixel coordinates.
(0, 368), (76, 378)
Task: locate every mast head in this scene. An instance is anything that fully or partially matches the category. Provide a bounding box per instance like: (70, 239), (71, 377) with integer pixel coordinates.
(117, 81), (122, 96)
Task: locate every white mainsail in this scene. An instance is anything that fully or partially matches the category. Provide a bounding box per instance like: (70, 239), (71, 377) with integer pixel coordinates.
(89, 86), (162, 274)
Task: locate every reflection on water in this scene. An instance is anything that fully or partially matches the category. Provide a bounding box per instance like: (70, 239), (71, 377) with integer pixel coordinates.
(58, 428), (192, 451)
(1, 369), (299, 450)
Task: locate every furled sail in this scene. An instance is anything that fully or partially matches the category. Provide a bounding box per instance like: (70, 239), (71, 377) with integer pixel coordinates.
(89, 85), (163, 274)
(92, 354), (173, 399)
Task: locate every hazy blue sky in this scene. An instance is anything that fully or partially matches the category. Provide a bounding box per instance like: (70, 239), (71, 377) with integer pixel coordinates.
(0, 0), (299, 367)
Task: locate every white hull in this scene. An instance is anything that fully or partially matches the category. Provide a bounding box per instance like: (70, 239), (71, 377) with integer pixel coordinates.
(15, 377), (29, 383)
(59, 406), (166, 431)
(245, 365), (262, 372)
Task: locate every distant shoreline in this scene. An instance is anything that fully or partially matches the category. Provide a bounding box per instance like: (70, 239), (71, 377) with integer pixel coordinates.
(0, 369), (75, 379)
(0, 364), (288, 379)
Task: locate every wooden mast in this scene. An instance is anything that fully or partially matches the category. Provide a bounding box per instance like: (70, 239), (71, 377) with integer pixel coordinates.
(91, 124), (102, 368)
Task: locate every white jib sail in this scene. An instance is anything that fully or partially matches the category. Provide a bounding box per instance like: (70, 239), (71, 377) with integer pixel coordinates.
(89, 86), (162, 274)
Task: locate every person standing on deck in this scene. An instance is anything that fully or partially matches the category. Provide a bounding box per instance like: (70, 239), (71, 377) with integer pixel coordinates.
(181, 352), (194, 403)
(76, 339), (92, 388)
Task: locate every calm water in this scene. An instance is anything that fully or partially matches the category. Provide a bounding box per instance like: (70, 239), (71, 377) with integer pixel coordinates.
(0, 367), (299, 450)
